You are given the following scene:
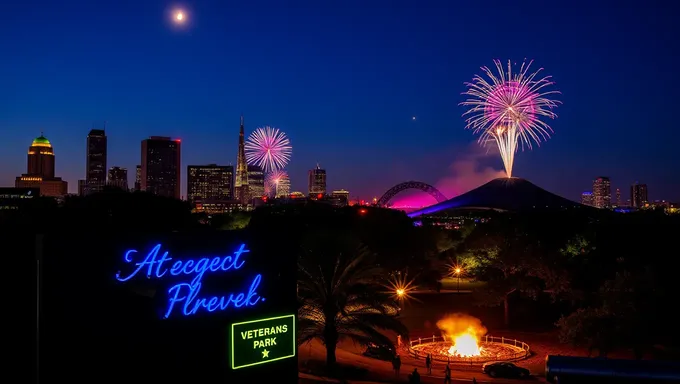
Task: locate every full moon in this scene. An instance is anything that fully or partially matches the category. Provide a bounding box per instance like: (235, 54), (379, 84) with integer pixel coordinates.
(176, 12), (184, 21)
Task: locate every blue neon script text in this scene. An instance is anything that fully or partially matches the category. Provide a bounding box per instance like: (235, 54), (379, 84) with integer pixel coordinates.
(116, 243), (264, 318)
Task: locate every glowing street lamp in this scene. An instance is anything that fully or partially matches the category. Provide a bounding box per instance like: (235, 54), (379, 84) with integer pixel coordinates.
(396, 288), (405, 297)
(454, 267), (463, 293)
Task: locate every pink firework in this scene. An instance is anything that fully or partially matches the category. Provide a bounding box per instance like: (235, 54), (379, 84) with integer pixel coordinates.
(461, 59), (560, 177)
(265, 169), (289, 196)
(245, 126), (292, 172)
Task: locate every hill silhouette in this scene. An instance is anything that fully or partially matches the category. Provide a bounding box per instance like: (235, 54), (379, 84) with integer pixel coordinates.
(409, 177), (587, 216)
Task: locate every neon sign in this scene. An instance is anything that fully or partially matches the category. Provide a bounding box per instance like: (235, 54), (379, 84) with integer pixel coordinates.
(230, 314), (296, 369)
(116, 243), (264, 319)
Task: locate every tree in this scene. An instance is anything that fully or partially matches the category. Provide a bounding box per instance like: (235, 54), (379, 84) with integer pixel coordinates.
(297, 231), (408, 370)
(555, 307), (618, 357)
(461, 214), (572, 327)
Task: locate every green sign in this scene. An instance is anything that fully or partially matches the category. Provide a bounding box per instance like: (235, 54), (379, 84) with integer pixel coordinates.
(230, 314), (296, 370)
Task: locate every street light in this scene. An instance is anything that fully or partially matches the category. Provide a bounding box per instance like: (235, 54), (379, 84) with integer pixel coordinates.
(396, 288), (405, 297)
(454, 267), (462, 293)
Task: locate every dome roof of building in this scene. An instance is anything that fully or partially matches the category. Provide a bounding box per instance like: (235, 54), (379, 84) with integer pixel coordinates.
(31, 134), (52, 147)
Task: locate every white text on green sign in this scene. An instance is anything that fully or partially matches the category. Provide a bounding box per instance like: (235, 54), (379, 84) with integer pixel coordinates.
(230, 314), (296, 369)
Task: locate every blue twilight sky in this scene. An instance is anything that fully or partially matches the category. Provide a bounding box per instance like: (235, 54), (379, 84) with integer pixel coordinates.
(1, 0), (679, 203)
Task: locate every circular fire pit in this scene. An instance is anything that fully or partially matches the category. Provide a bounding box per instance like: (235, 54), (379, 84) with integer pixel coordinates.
(408, 335), (530, 366)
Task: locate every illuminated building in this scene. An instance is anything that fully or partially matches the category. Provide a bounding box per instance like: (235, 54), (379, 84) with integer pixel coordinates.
(15, 134), (68, 197)
(187, 164), (234, 205)
(630, 182), (648, 208)
(331, 189), (350, 207)
(580, 191), (593, 206)
(141, 136), (181, 199)
(248, 165), (265, 200)
(308, 164), (327, 197)
(108, 166), (128, 190)
(275, 176), (291, 198)
(0, 187), (39, 210)
(86, 129), (107, 194)
(235, 115), (250, 204)
(615, 188), (621, 207)
(193, 200), (243, 215)
(134, 165), (141, 191)
(592, 177), (611, 209)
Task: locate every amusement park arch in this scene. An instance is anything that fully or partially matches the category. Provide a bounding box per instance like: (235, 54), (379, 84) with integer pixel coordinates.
(377, 181), (447, 207)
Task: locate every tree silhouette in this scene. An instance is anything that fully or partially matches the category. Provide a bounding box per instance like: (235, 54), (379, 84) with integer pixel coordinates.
(297, 230), (407, 369)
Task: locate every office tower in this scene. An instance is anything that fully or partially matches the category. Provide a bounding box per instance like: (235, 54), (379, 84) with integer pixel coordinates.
(108, 166), (128, 190)
(187, 164), (234, 205)
(15, 134), (68, 197)
(308, 164), (327, 197)
(631, 182), (648, 208)
(275, 175), (291, 198)
(141, 136), (181, 199)
(234, 115), (249, 204)
(592, 177), (611, 209)
(247, 165), (265, 199)
(580, 192), (594, 206)
(615, 188), (621, 207)
(134, 165), (141, 191)
(86, 129), (107, 194)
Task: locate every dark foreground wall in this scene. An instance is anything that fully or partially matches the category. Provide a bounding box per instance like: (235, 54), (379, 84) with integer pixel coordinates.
(39, 229), (298, 383)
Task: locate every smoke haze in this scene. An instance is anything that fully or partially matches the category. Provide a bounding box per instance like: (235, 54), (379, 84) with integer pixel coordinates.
(391, 145), (506, 208)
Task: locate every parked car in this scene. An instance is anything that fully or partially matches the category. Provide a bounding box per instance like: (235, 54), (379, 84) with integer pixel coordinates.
(362, 343), (395, 361)
(482, 362), (530, 378)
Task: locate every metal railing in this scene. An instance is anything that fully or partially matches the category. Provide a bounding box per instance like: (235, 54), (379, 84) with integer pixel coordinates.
(407, 335), (530, 365)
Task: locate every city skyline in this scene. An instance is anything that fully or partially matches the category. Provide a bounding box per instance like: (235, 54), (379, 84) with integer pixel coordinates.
(1, 1), (679, 202)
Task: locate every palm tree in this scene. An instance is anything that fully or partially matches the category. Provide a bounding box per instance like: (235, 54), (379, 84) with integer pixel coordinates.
(297, 231), (408, 369)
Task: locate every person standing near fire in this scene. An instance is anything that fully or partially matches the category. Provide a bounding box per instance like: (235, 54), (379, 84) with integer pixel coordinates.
(444, 363), (452, 384)
(425, 354), (432, 374)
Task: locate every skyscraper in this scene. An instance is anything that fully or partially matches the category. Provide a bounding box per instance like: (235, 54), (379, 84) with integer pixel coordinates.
(235, 115), (249, 204)
(247, 165), (265, 199)
(615, 188), (622, 207)
(631, 182), (648, 208)
(275, 175), (291, 198)
(15, 134), (68, 197)
(141, 137), (181, 199)
(86, 129), (107, 195)
(134, 165), (141, 191)
(187, 164), (234, 205)
(27, 134), (55, 178)
(108, 166), (128, 190)
(592, 177), (611, 209)
(308, 164), (327, 197)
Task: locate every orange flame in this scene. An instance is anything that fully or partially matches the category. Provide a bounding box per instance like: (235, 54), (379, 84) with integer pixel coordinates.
(447, 328), (482, 357)
(436, 314), (487, 358)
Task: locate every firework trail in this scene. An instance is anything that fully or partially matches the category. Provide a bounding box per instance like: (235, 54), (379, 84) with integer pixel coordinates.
(461, 59), (560, 177)
(245, 126), (292, 172)
(265, 169), (289, 196)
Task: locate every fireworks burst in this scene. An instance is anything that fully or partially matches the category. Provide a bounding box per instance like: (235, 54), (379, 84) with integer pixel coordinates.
(265, 169), (289, 196)
(245, 127), (292, 172)
(461, 59), (560, 177)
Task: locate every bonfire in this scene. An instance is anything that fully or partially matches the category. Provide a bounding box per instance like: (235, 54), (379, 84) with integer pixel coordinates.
(447, 328), (483, 357)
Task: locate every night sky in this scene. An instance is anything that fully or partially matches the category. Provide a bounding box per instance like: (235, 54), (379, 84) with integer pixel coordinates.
(1, 0), (678, 205)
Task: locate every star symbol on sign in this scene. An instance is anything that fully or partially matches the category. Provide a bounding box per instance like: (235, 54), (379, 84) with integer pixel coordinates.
(262, 349), (270, 359)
